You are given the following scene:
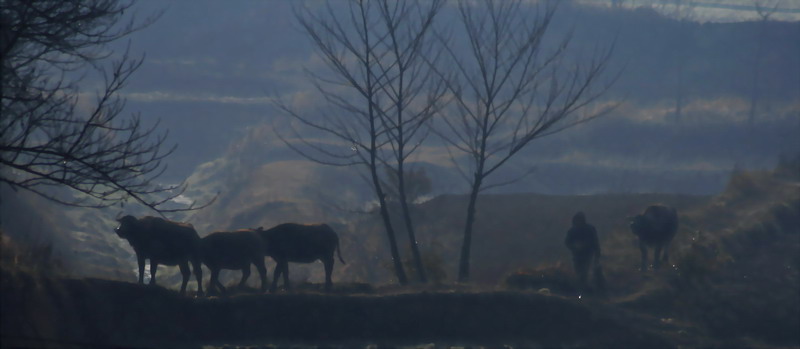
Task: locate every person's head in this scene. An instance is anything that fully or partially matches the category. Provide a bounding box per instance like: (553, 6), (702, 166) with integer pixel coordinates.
(572, 211), (587, 226)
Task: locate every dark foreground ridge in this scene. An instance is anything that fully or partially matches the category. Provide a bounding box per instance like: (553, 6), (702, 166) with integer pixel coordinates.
(0, 269), (671, 348)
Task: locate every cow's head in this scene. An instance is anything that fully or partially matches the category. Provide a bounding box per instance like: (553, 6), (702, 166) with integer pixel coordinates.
(115, 215), (140, 239)
(629, 214), (647, 236)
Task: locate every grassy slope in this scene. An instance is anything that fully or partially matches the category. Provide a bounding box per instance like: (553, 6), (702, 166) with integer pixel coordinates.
(1, 162), (797, 348)
(1, 269), (672, 348)
(412, 192), (710, 284)
(604, 166), (800, 347)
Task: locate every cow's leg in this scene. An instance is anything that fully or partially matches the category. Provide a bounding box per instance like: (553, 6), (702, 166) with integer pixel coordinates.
(281, 261), (291, 291)
(323, 256), (334, 292)
(178, 261), (190, 295)
(255, 259), (268, 293)
(663, 243), (671, 266)
(211, 268), (226, 295)
(137, 255), (146, 284)
(149, 261), (159, 285)
(207, 268), (217, 295)
(270, 263), (282, 293)
(639, 242), (648, 272)
(192, 257), (204, 296)
(239, 266), (251, 290)
(653, 246), (663, 270)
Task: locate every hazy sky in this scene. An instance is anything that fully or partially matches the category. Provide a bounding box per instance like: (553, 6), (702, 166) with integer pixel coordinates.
(114, 0), (799, 105)
(91, 0), (800, 196)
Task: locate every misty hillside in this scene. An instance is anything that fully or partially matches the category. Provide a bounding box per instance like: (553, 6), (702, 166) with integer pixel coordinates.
(2, 99), (798, 293)
(118, 2), (799, 188)
(2, 158), (797, 348)
(4, 1), (800, 347)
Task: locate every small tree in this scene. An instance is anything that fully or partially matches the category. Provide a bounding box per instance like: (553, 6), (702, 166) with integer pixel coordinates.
(277, 0), (445, 284)
(670, 0), (696, 124)
(433, 0), (616, 282)
(0, 0), (211, 214)
(653, 0), (697, 123)
(748, 0), (780, 129)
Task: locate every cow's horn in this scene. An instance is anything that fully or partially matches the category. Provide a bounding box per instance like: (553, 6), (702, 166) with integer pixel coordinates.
(115, 211), (124, 220)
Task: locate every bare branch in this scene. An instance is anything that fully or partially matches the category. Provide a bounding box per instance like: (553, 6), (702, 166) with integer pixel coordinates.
(0, 0), (212, 214)
(432, 0), (616, 282)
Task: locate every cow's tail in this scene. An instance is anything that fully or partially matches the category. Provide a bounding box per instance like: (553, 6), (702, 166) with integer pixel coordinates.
(336, 236), (345, 264)
(325, 224), (345, 264)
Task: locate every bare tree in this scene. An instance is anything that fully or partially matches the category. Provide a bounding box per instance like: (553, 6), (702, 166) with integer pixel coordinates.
(276, 0), (444, 284)
(749, 0), (780, 129)
(371, 0), (446, 283)
(0, 0), (212, 214)
(654, 0), (696, 123)
(433, 0), (615, 282)
(672, 0), (695, 123)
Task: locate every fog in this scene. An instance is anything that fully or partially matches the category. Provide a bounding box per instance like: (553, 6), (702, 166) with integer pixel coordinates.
(108, 1), (799, 193)
(2, 1), (799, 348)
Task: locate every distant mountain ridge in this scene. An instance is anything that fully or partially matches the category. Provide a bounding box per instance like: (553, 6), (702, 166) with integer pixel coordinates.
(115, 2), (798, 183)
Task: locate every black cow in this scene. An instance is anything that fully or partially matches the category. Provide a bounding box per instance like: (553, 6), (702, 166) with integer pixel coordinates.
(257, 223), (345, 292)
(114, 215), (203, 295)
(200, 229), (268, 295)
(629, 205), (679, 271)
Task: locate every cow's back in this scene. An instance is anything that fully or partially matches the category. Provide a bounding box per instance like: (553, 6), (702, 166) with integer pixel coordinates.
(140, 216), (200, 264)
(201, 230), (263, 269)
(638, 205), (678, 244)
(262, 223), (338, 263)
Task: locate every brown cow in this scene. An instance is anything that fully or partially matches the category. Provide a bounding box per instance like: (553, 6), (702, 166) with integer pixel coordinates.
(114, 215), (203, 295)
(257, 223), (345, 292)
(200, 229), (268, 295)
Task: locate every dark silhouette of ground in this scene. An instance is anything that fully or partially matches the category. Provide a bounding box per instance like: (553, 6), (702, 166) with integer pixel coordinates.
(1, 267), (673, 348)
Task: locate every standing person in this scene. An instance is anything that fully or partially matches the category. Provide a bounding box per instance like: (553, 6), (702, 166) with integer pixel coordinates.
(565, 212), (606, 293)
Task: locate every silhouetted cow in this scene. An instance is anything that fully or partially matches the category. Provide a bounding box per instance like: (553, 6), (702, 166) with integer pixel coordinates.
(200, 229), (268, 295)
(629, 205), (679, 271)
(114, 215), (203, 295)
(257, 223), (345, 292)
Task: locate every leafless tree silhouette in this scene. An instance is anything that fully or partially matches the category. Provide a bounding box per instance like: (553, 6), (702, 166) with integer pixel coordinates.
(0, 0), (214, 214)
(660, 0), (697, 123)
(749, 0), (780, 128)
(431, 0), (616, 282)
(276, 0), (445, 284)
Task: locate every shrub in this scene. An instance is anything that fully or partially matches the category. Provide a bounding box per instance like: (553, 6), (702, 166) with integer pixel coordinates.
(505, 262), (577, 295)
(0, 229), (65, 275)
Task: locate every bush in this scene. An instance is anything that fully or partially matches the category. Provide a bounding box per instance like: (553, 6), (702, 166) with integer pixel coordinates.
(0, 229), (65, 275)
(505, 263), (578, 295)
(671, 230), (727, 286)
(401, 241), (449, 285)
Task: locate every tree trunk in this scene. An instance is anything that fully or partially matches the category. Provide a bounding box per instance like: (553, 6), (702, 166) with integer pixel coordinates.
(674, 63), (684, 123)
(749, 24), (765, 130)
(371, 157), (408, 285)
(458, 176), (482, 282)
(398, 161), (427, 283)
(372, 171), (408, 285)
